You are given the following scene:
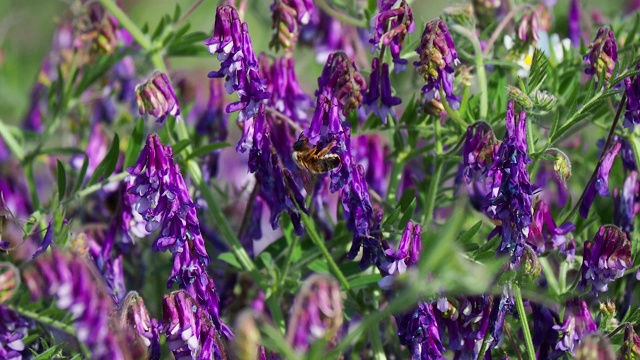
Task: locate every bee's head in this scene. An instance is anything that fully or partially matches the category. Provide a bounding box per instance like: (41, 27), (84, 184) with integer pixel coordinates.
(293, 135), (308, 151)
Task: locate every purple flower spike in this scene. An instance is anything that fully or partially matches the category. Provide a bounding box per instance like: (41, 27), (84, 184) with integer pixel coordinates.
(583, 27), (618, 84)
(269, 0), (315, 50)
(461, 123), (499, 183)
(568, 0), (582, 47)
(128, 134), (231, 339)
(624, 64), (640, 130)
(414, 19), (460, 110)
(579, 225), (632, 294)
(527, 200), (575, 255)
(579, 141), (621, 218)
(286, 274), (343, 352)
(369, 0), (415, 71)
(396, 302), (446, 359)
(485, 102), (533, 265)
(135, 71), (180, 124)
(162, 291), (228, 360)
(0, 305), (29, 360)
(553, 299), (598, 355)
(363, 58), (402, 123)
(23, 250), (126, 360)
(206, 5), (270, 123)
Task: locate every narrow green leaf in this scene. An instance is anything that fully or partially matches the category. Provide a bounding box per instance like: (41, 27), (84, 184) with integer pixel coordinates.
(41, 147), (85, 156)
(87, 134), (120, 186)
(457, 220), (482, 245)
(56, 160), (66, 202)
(185, 142), (230, 161)
(172, 139), (192, 155)
(382, 206), (402, 228)
(218, 252), (242, 270)
(349, 274), (382, 289)
(398, 190), (415, 211)
(72, 154), (89, 194)
(397, 200), (417, 230)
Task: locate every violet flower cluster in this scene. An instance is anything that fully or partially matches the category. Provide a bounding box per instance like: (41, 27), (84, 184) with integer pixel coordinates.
(553, 299), (598, 355)
(23, 250), (127, 360)
(414, 19), (460, 109)
(579, 141), (621, 218)
(369, 0), (415, 71)
(579, 225), (632, 294)
(484, 102), (533, 265)
(135, 71), (181, 124)
(0, 306), (28, 360)
(206, 5), (270, 123)
(127, 134), (231, 351)
(583, 27), (618, 84)
(269, 0), (315, 50)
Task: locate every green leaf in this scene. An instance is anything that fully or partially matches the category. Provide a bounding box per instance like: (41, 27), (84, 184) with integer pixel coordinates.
(124, 118), (145, 168)
(72, 154), (89, 194)
(349, 274), (382, 289)
(307, 258), (330, 274)
(398, 189), (415, 211)
(458, 220), (482, 245)
(87, 134), (120, 186)
(218, 252), (242, 270)
(526, 49), (549, 94)
(41, 147), (85, 156)
(56, 160), (66, 202)
(185, 142), (230, 161)
(382, 206), (402, 228)
(172, 139), (192, 155)
(397, 199), (417, 230)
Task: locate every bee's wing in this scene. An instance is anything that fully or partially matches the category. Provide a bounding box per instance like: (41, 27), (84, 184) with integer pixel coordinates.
(300, 170), (317, 195)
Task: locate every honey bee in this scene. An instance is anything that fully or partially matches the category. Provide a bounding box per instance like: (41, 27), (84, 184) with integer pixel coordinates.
(292, 134), (341, 174)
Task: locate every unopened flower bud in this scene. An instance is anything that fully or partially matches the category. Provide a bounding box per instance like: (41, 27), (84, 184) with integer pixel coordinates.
(583, 27), (618, 84)
(232, 310), (261, 360)
(575, 333), (615, 360)
(519, 244), (541, 281)
(286, 274), (344, 352)
(620, 323), (640, 360)
(135, 71), (181, 124)
(532, 89), (557, 114)
(516, 10), (540, 46)
(553, 151), (572, 183)
(117, 291), (160, 360)
(507, 85), (533, 108)
(0, 262), (19, 304)
(599, 300), (616, 317)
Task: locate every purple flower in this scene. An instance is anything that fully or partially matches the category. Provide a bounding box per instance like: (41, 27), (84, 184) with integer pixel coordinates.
(300, 11), (359, 64)
(434, 296), (492, 358)
(553, 299), (598, 354)
(162, 291), (228, 360)
(369, 0), (415, 71)
(117, 292), (161, 360)
(396, 302), (446, 359)
(286, 274), (343, 352)
(23, 250), (126, 360)
(531, 303), (560, 360)
(568, 0), (582, 47)
(31, 221), (54, 259)
(461, 123), (498, 183)
(579, 141), (621, 218)
(135, 71), (180, 123)
(378, 221), (421, 289)
(534, 162), (569, 208)
(579, 225), (632, 294)
(206, 5), (270, 123)
(583, 27), (618, 84)
(0, 305), (29, 360)
(128, 134), (231, 339)
(527, 200), (575, 255)
(516, 10), (540, 46)
(343, 164), (376, 267)
(485, 102), (533, 264)
(352, 134), (390, 197)
(363, 58), (402, 122)
(486, 286), (514, 349)
(194, 78), (229, 181)
(614, 171), (640, 236)
(414, 19), (460, 109)
(624, 63), (640, 129)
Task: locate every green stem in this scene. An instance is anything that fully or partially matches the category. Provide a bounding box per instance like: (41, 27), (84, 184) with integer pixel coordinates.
(24, 162), (41, 210)
(440, 89), (468, 130)
(476, 328), (492, 360)
(314, 0), (367, 27)
(99, 0), (166, 73)
(63, 172), (129, 205)
(369, 323), (387, 360)
(300, 213), (356, 299)
(0, 120), (24, 162)
(513, 285), (536, 360)
(385, 160), (403, 205)
(450, 24), (488, 120)
(538, 257), (560, 295)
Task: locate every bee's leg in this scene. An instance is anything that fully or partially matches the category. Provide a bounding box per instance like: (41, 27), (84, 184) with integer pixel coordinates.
(316, 143), (334, 157)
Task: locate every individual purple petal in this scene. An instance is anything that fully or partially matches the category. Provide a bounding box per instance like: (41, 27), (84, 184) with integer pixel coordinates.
(579, 142), (621, 218)
(553, 299), (598, 355)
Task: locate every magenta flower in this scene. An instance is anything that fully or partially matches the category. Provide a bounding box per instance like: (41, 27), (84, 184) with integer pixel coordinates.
(583, 27), (618, 84)
(623, 63), (640, 130)
(369, 0), (415, 71)
(396, 302), (446, 359)
(363, 58), (402, 122)
(378, 221), (421, 289)
(579, 225), (632, 294)
(0, 306), (29, 360)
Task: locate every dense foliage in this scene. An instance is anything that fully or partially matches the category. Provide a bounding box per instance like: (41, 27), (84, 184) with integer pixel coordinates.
(1, 0), (640, 359)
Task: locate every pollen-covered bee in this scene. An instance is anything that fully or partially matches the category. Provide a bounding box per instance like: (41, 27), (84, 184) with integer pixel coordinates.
(292, 134), (341, 174)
